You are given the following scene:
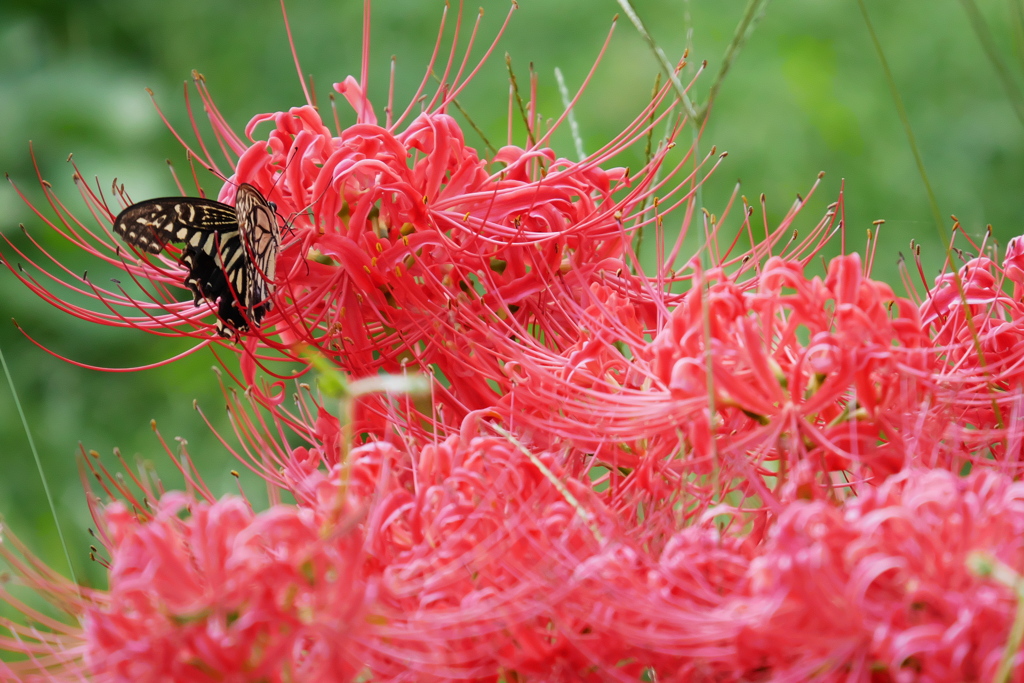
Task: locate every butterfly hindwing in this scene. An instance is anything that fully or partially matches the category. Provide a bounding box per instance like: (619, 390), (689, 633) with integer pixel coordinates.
(112, 184), (280, 336)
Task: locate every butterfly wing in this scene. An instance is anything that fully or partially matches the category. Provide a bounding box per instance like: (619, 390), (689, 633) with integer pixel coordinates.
(114, 196), (246, 329)
(113, 197), (237, 254)
(234, 183), (281, 329)
(112, 186), (280, 336)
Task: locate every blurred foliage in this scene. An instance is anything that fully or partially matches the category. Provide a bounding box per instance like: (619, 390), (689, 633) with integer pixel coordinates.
(1, 0), (1023, 583)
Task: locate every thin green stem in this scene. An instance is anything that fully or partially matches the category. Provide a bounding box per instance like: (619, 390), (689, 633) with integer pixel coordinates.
(961, 0), (1024, 129)
(696, 0), (773, 124)
(858, 0), (1004, 430)
(431, 71), (498, 155)
(0, 340), (78, 587)
(614, 0), (699, 121)
(856, 0), (946, 239)
(505, 55), (536, 148)
(1011, 0), (1024, 72)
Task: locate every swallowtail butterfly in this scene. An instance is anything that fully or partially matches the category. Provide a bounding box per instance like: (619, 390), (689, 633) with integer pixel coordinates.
(113, 183), (280, 337)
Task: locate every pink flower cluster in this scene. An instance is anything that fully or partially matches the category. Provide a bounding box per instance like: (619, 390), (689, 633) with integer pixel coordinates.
(3, 5), (1024, 681)
(6, 438), (1024, 681)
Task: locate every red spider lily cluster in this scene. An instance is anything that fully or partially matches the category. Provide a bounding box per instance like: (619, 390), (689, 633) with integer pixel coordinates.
(4, 3), (1024, 682)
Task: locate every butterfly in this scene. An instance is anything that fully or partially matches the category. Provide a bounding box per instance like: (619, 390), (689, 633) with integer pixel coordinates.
(112, 183), (281, 337)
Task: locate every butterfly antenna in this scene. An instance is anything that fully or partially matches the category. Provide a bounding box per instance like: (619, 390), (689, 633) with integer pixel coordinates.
(285, 181), (337, 234)
(265, 143), (302, 225)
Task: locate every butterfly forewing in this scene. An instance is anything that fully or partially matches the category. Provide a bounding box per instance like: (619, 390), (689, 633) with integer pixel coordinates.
(112, 183), (280, 336)
(113, 198), (238, 254)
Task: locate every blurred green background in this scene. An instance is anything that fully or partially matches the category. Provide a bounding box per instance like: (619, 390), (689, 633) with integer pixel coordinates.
(1, 0), (1022, 584)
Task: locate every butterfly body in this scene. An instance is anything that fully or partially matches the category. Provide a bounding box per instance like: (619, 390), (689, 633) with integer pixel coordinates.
(113, 183), (280, 337)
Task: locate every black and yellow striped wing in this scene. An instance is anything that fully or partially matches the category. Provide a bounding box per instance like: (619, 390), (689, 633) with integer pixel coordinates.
(234, 184), (280, 330)
(113, 183), (280, 336)
(113, 196), (237, 254)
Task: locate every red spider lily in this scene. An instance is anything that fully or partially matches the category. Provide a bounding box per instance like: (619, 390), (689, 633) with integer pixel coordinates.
(739, 467), (1024, 682)
(499, 243), (1024, 507)
(2, 2), (704, 415)
(4, 418), (1024, 681)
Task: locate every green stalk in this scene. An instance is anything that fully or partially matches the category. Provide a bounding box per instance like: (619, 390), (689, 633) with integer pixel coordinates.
(614, 0), (699, 121)
(0, 340), (78, 587)
(961, 0), (1024, 129)
(697, 0), (773, 124)
(855, 0), (945, 239)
